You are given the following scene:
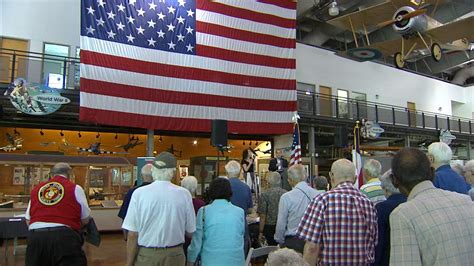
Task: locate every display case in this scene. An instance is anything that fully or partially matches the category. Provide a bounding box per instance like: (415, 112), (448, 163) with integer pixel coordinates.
(190, 156), (227, 196)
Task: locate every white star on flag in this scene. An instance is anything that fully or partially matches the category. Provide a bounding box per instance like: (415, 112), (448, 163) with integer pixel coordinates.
(177, 16), (185, 24)
(96, 18), (105, 27)
(126, 34), (135, 43)
(107, 30), (116, 39)
(166, 23), (175, 32)
(129, 0), (136, 6)
(147, 38), (156, 46)
(147, 19), (156, 28)
(117, 4), (126, 12)
(157, 30), (165, 38)
(148, 2), (157, 10)
(178, 0), (186, 7)
(127, 16), (136, 24)
(86, 25), (95, 35)
(137, 8), (145, 16)
(116, 22), (125, 31)
(136, 26), (145, 35)
(87, 6), (95, 15)
(185, 26), (193, 34)
(97, 0), (106, 7)
(167, 41), (176, 50)
(157, 12), (166, 20)
(167, 6), (176, 14)
(186, 9), (194, 17)
(177, 33), (185, 42)
(107, 10), (116, 19)
(186, 43), (194, 52)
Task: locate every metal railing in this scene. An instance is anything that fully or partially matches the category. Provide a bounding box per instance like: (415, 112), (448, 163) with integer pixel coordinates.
(0, 48), (80, 89)
(297, 91), (474, 135)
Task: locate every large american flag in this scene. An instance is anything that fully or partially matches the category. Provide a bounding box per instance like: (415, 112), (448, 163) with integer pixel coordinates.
(79, 0), (297, 134)
(290, 123), (301, 165)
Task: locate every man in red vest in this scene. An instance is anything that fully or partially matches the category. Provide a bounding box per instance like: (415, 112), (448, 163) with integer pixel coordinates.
(25, 162), (91, 266)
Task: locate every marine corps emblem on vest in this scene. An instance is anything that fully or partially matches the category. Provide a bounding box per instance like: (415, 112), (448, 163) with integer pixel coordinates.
(38, 182), (65, 206)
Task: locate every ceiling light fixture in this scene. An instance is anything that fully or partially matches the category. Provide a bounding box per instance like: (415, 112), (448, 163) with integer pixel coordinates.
(328, 1), (339, 16)
(78, 131), (82, 138)
(115, 133), (118, 139)
(193, 140), (198, 145)
(243, 141), (246, 145)
(96, 132), (100, 139)
(40, 129), (44, 136)
(60, 130), (64, 137)
(159, 136), (163, 143)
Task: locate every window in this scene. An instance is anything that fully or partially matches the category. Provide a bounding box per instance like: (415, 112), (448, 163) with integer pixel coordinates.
(337, 89), (349, 119)
(352, 92), (367, 120)
(42, 43), (70, 89)
(297, 82), (316, 113)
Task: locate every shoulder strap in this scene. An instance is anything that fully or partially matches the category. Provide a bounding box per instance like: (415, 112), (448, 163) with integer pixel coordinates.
(295, 187), (312, 201)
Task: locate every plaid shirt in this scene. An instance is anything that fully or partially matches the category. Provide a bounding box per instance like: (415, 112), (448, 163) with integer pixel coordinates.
(296, 181), (378, 265)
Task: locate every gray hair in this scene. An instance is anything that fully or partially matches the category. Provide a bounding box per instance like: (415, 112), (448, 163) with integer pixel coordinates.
(450, 162), (464, 176)
(380, 169), (400, 195)
(464, 160), (474, 173)
(313, 176), (328, 191)
(428, 142), (452, 164)
(151, 167), (175, 181)
(266, 248), (309, 266)
(288, 164), (307, 183)
(181, 176), (198, 194)
(267, 172), (281, 187)
(363, 159), (382, 179)
(141, 164), (154, 182)
(51, 163), (72, 178)
(225, 160), (241, 178)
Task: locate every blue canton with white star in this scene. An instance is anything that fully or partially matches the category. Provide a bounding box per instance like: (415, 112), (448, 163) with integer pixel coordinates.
(81, 0), (196, 54)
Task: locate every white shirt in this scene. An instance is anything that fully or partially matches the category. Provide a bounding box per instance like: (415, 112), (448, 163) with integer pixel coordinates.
(275, 181), (322, 244)
(25, 184), (91, 230)
(122, 180), (196, 247)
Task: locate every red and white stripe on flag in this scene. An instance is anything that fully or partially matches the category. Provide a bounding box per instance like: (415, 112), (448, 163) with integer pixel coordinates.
(290, 123), (301, 165)
(79, 0), (297, 134)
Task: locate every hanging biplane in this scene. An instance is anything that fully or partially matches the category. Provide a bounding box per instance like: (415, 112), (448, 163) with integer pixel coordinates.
(327, 0), (474, 68)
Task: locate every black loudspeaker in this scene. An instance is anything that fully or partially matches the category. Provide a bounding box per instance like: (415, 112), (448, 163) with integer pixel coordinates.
(334, 126), (348, 148)
(211, 120), (228, 147)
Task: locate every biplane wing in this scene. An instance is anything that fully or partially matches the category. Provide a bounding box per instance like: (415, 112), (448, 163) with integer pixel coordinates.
(424, 16), (474, 43)
(327, 0), (446, 32)
(366, 37), (419, 57)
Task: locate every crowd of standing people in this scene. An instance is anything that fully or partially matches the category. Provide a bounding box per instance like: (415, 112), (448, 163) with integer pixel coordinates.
(23, 141), (474, 266)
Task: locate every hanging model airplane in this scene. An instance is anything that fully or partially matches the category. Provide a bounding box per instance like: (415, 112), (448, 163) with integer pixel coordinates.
(166, 144), (182, 158)
(0, 133), (24, 152)
(115, 136), (143, 151)
(77, 142), (128, 155)
(327, 0), (474, 68)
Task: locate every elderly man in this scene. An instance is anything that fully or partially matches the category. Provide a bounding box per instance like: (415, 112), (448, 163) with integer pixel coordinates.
(269, 149), (291, 191)
(428, 142), (470, 194)
(258, 172), (287, 245)
(360, 159), (386, 204)
(226, 160), (253, 213)
(25, 162), (90, 266)
(118, 164), (154, 221)
(123, 152), (195, 266)
(266, 248), (309, 266)
(312, 176), (328, 193)
(389, 148), (474, 265)
(373, 170), (407, 266)
(463, 160), (474, 200)
(275, 164), (320, 253)
(297, 159), (378, 265)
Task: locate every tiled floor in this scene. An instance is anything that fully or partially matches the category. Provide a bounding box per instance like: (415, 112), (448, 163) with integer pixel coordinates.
(0, 233), (126, 266)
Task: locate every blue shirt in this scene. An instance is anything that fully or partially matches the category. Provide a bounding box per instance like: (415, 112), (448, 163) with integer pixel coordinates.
(229, 177), (253, 212)
(117, 182), (151, 219)
(187, 199), (245, 266)
(434, 165), (470, 195)
(373, 193), (407, 266)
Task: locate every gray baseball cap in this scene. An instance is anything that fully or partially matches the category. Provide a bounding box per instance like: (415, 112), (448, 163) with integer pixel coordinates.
(152, 151), (177, 169)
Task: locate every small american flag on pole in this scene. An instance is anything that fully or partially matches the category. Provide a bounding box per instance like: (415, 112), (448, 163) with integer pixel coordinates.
(352, 121), (364, 188)
(290, 123), (301, 165)
(79, 0), (297, 134)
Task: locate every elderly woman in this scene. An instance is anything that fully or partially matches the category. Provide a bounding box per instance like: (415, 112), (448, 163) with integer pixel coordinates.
(257, 172), (287, 245)
(463, 160), (474, 200)
(266, 248), (309, 266)
(187, 177), (245, 266)
(181, 175), (205, 214)
(374, 170), (407, 266)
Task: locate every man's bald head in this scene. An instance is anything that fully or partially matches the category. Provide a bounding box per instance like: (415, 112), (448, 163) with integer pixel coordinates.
(51, 163), (72, 179)
(330, 159), (356, 184)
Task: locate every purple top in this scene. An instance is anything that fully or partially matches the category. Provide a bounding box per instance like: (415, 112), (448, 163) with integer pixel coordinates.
(192, 198), (206, 215)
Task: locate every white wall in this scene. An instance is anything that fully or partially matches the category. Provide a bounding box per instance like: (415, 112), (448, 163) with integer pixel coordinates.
(296, 43), (472, 118)
(1, 0), (80, 56)
(1, 0), (473, 118)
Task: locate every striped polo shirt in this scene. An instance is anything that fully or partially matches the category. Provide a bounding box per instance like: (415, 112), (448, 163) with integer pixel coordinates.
(360, 178), (386, 205)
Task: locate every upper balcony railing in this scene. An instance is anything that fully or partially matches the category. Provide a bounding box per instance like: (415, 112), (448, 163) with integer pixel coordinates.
(0, 48), (80, 89)
(297, 90), (474, 136)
